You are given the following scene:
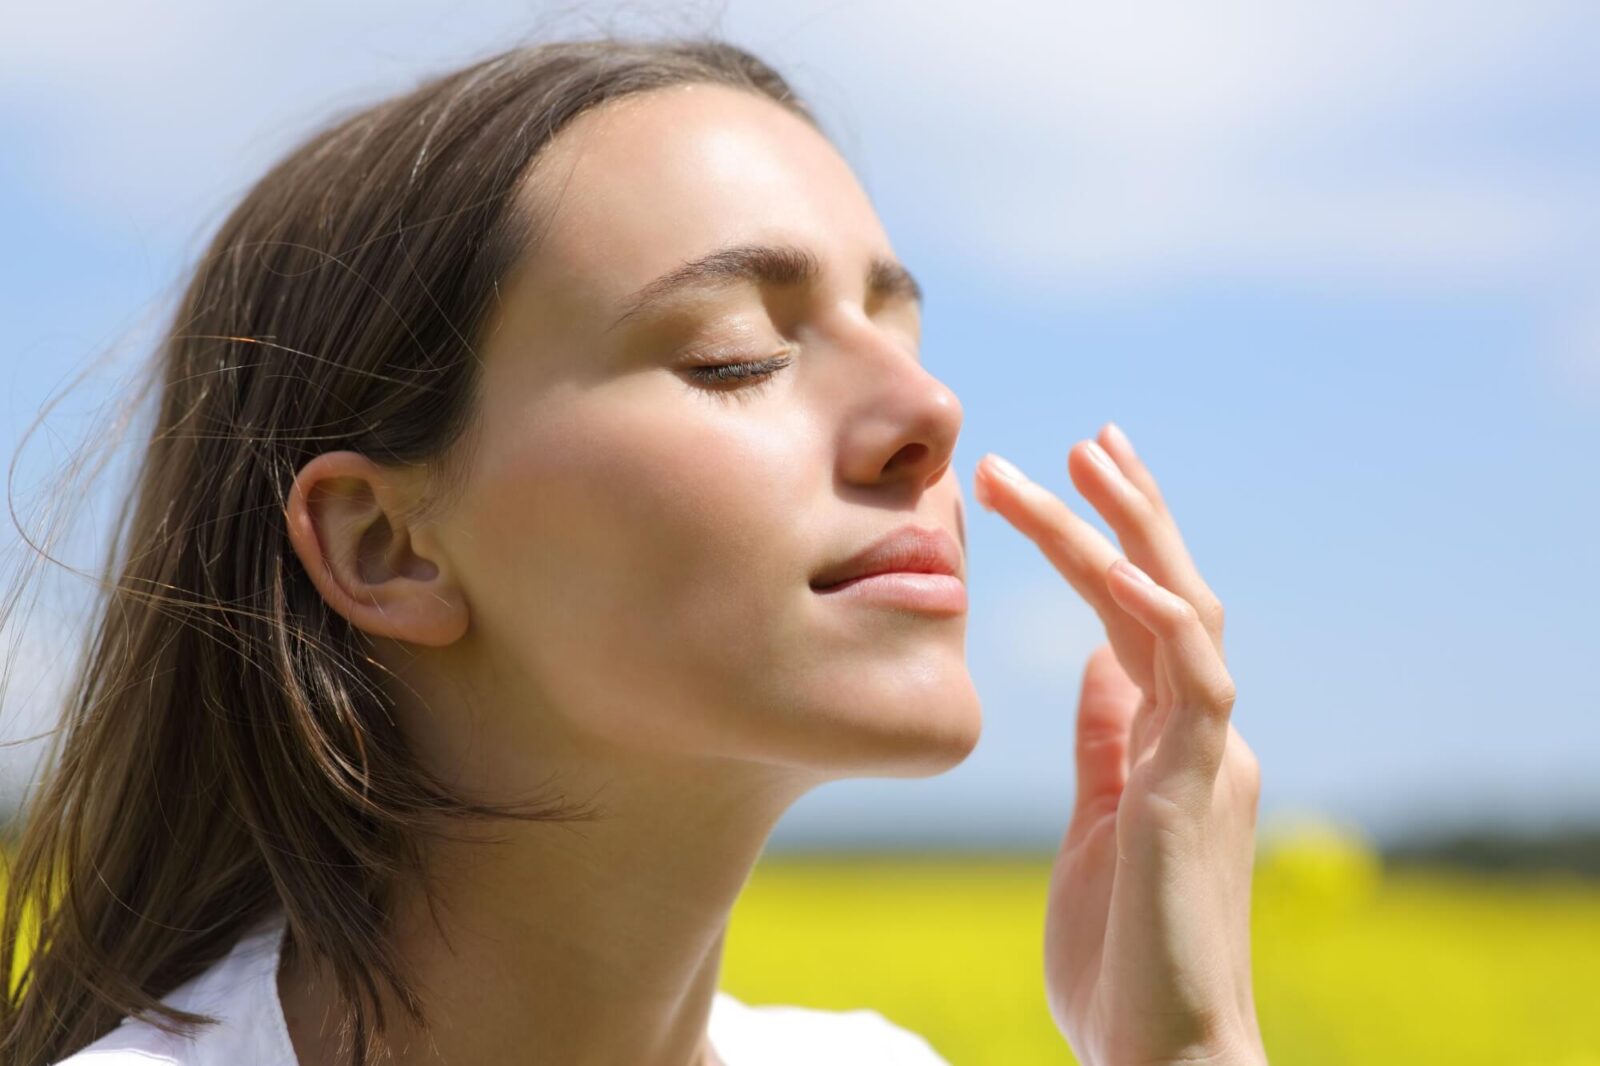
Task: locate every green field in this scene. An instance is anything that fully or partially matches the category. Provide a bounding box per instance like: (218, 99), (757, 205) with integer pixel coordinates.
(723, 828), (1600, 1065)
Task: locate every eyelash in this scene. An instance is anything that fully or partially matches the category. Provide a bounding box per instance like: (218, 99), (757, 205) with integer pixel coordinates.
(683, 351), (794, 391)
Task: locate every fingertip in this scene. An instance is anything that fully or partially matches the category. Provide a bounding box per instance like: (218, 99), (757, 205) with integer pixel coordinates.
(977, 453), (1028, 512)
(1102, 418), (1135, 454)
(1105, 558), (1165, 628)
(1113, 557), (1157, 588)
(983, 452), (1026, 484)
(973, 471), (995, 511)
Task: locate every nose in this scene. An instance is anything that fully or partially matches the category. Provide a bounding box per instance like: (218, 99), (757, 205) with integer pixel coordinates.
(831, 320), (963, 493)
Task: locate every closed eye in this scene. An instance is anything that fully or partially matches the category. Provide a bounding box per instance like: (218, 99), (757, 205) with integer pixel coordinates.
(680, 341), (797, 399)
(685, 354), (793, 384)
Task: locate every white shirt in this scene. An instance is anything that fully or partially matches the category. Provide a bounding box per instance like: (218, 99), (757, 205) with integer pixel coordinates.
(55, 910), (950, 1065)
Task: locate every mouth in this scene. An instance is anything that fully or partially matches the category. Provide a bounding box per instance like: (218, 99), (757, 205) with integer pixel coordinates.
(810, 569), (957, 591)
(810, 523), (963, 588)
(809, 524), (967, 614)
(809, 571), (968, 614)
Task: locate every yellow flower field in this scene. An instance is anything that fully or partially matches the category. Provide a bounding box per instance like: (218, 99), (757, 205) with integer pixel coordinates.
(5, 819), (1597, 1064)
(721, 823), (1600, 1065)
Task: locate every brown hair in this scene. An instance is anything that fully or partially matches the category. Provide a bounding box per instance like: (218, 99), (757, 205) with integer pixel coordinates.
(0, 32), (820, 1066)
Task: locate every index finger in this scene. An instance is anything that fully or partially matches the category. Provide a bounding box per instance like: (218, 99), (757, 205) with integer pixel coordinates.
(974, 453), (1130, 635)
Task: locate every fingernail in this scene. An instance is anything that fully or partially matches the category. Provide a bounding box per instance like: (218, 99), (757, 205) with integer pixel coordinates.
(1084, 440), (1118, 475)
(973, 475), (994, 511)
(1105, 421), (1135, 456)
(985, 453), (1026, 484)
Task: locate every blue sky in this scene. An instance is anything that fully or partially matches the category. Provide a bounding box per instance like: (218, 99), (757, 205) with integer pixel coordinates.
(3, 1), (1597, 850)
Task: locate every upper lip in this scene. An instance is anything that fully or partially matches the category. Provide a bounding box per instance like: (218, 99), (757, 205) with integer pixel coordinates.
(810, 524), (964, 590)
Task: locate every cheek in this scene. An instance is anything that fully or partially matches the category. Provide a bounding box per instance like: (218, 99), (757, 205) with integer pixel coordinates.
(466, 388), (824, 745)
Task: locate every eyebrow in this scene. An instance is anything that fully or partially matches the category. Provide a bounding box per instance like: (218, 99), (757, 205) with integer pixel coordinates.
(606, 242), (923, 332)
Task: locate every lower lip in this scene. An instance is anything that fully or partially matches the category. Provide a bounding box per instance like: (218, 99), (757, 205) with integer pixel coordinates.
(810, 572), (968, 615)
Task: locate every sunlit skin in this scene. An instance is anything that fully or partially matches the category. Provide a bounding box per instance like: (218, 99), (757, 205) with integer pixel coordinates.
(976, 442), (1266, 1066)
(282, 81), (1265, 1066)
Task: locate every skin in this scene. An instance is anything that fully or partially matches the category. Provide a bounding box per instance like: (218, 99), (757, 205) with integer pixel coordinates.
(281, 81), (1265, 1066)
(976, 439), (1267, 1066)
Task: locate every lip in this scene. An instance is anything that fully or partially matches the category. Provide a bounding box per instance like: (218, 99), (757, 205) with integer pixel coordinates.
(809, 571), (968, 615)
(810, 524), (965, 592)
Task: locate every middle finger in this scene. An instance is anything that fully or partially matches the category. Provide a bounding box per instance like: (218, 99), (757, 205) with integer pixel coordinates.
(1068, 432), (1225, 652)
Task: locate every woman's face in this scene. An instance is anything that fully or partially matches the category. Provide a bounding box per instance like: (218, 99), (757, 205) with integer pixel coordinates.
(424, 82), (979, 786)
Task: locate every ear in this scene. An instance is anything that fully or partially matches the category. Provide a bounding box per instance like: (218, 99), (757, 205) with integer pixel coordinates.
(283, 450), (468, 647)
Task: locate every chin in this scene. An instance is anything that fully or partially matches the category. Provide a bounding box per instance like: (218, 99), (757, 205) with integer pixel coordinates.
(813, 673), (985, 781)
(879, 694), (984, 779)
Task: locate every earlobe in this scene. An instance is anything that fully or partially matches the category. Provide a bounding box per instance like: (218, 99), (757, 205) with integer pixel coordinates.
(283, 451), (469, 647)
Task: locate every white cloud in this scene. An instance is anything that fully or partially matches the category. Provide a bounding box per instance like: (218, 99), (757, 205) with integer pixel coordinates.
(736, 0), (1599, 296)
(4, 0), (1595, 297)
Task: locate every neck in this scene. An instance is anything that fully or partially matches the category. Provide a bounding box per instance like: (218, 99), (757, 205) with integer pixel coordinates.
(279, 745), (823, 1066)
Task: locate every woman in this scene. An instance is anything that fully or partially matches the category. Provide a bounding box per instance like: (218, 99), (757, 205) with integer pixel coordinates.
(0, 34), (1265, 1066)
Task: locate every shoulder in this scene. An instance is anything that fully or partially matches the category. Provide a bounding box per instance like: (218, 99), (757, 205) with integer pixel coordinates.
(52, 912), (297, 1066)
(709, 990), (950, 1065)
(50, 1019), (198, 1065)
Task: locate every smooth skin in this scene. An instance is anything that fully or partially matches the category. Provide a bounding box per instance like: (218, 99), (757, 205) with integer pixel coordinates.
(976, 430), (1266, 1066)
(281, 82), (975, 1066)
(282, 78), (1264, 1066)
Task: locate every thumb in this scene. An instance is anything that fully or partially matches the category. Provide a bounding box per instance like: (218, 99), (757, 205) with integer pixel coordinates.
(1071, 642), (1141, 830)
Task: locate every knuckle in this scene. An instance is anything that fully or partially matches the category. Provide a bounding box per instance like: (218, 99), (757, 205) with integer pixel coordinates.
(1204, 675), (1238, 714)
(1198, 595), (1225, 632)
(1232, 744), (1261, 791)
(1125, 486), (1160, 525)
(1167, 596), (1200, 628)
(1041, 526), (1077, 564)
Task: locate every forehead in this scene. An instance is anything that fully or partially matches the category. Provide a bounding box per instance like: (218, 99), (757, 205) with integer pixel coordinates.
(507, 82), (892, 323)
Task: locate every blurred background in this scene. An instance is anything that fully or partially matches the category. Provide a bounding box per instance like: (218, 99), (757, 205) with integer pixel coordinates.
(3, 2), (1597, 1063)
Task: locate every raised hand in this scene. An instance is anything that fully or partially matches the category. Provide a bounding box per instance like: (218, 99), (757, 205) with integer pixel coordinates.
(974, 423), (1267, 1066)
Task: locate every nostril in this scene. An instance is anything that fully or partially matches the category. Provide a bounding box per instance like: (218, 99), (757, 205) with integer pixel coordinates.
(885, 441), (929, 473)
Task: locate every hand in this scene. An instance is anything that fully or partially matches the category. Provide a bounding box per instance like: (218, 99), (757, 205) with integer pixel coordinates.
(974, 423), (1266, 1066)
